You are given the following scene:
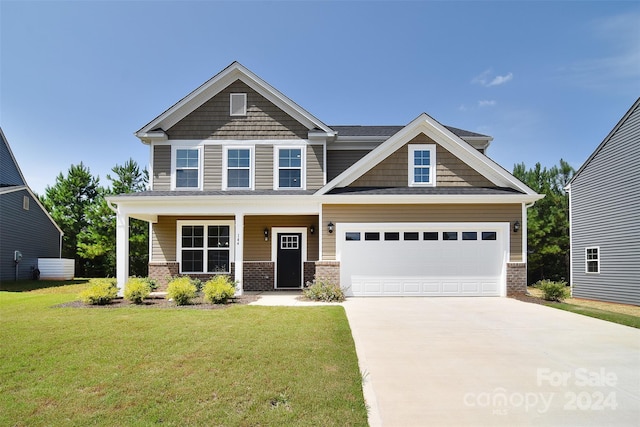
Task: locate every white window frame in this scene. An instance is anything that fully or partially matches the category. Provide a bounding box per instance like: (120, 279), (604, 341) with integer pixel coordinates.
(23, 195), (29, 210)
(408, 144), (436, 187)
(172, 146), (203, 190)
(274, 146), (306, 190)
(177, 220), (235, 274)
(230, 93), (247, 116)
(223, 146), (254, 190)
(585, 246), (600, 274)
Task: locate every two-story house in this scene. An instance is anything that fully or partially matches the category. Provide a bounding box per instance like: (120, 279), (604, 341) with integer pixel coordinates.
(107, 62), (542, 297)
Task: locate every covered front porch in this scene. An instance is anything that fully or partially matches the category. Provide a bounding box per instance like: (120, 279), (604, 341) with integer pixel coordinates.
(107, 192), (325, 296)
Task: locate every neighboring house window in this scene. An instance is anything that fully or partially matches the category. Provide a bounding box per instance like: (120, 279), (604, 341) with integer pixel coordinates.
(586, 247), (600, 274)
(224, 147), (253, 189)
(178, 221), (233, 274)
(230, 93), (247, 116)
(408, 144), (436, 187)
(23, 195), (29, 210)
(174, 147), (201, 189)
(276, 147), (305, 189)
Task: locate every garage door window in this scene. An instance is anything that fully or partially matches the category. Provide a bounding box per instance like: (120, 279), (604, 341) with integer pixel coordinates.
(462, 232), (478, 240)
(384, 232), (400, 241)
(404, 232), (419, 241)
(365, 232), (380, 241)
(345, 232), (361, 241)
(423, 232), (438, 240)
(443, 232), (458, 240)
(482, 232), (497, 240)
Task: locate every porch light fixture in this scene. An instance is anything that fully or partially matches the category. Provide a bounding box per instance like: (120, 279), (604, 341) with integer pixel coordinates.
(264, 227), (269, 241)
(328, 221), (334, 234)
(513, 221), (520, 233)
(310, 225), (315, 235)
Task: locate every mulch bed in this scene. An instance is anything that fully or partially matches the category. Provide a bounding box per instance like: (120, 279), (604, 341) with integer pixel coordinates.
(510, 293), (550, 306)
(55, 294), (260, 310)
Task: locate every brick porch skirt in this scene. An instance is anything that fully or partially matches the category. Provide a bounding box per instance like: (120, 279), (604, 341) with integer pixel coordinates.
(506, 262), (527, 296)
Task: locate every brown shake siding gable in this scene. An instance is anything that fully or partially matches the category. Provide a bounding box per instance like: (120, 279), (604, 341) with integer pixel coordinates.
(167, 80), (309, 140)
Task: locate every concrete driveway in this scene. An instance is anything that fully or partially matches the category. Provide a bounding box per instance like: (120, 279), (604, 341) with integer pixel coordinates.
(342, 297), (640, 427)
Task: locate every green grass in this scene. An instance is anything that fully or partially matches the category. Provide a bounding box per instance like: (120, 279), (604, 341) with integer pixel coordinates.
(545, 302), (640, 329)
(0, 280), (368, 426)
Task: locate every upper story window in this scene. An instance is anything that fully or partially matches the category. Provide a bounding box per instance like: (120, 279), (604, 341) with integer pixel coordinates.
(23, 195), (29, 210)
(586, 247), (600, 274)
(230, 93), (247, 116)
(276, 147), (304, 189)
(408, 144), (436, 187)
(174, 148), (201, 189)
(224, 147), (253, 190)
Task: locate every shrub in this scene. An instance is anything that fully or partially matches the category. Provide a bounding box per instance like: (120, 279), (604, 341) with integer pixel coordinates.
(166, 277), (197, 306)
(143, 277), (158, 291)
(535, 280), (569, 302)
(203, 275), (236, 304)
(124, 277), (151, 304)
(79, 278), (118, 305)
(303, 279), (345, 302)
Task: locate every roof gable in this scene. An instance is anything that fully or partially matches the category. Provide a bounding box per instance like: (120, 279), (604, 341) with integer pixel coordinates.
(318, 113), (537, 196)
(568, 97), (640, 185)
(136, 62), (333, 142)
(0, 127), (27, 187)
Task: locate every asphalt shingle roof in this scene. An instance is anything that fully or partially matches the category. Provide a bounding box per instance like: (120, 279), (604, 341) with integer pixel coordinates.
(330, 125), (489, 138)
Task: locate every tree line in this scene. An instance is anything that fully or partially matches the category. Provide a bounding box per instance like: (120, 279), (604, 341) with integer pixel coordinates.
(40, 159), (148, 278)
(39, 158), (574, 283)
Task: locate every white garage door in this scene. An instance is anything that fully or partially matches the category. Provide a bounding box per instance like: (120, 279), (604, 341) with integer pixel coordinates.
(336, 223), (509, 297)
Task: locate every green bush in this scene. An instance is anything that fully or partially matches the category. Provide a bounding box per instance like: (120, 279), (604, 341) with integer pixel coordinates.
(303, 279), (345, 302)
(79, 278), (118, 305)
(535, 280), (569, 302)
(166, 277), (197, 306)
(124, 277), (151, 304)
(203, 275), (236, 304)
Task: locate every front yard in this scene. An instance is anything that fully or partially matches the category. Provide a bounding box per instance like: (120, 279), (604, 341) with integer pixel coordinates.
(0, 280), (368, 426)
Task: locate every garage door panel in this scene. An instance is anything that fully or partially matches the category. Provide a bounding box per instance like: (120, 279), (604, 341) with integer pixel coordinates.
(339, 223), (508, 297)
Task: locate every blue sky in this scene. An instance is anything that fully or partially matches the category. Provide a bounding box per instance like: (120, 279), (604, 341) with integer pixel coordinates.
(2, 1), (638, 195)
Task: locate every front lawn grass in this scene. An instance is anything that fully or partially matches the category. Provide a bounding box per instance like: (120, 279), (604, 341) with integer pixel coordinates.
(544, 302), (640, 329)
(526, 286), (640, 329)
(0, 280), (368, 426)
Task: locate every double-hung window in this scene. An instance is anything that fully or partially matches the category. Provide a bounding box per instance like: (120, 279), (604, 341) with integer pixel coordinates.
(225, 147), (252, 189)
(276, 147), (304, 189)
(586, 247), (600, 273)
(175, 148), (201, 189)
(409, 144), (436, 187)
(178, 222), (233, 274)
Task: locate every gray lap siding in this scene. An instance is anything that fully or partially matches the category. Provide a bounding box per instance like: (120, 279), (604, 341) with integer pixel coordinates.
(569, 103), (640, 305)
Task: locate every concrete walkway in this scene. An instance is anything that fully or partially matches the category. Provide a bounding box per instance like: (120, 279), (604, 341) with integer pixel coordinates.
(250, 294), (640, 426)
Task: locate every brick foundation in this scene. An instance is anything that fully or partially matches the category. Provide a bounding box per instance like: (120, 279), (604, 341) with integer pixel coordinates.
(148, 262), (235, 291)
(303, 261), (316, 287)
(243, 262), (275, 291)
(314, 261), (340, 286)
(507, 262), (527, 296)
(148, 262), (179, 291)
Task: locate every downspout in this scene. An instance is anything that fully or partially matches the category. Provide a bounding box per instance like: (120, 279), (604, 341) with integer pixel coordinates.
(565, 184), (573, 297)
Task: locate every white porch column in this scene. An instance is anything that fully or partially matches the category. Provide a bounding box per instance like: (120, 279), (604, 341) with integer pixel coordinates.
(234, 213), (244, 295)
(116, 212), (130, 297)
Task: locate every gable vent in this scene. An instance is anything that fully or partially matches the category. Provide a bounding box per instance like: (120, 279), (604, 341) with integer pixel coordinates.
(230, 93), (247, 116)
